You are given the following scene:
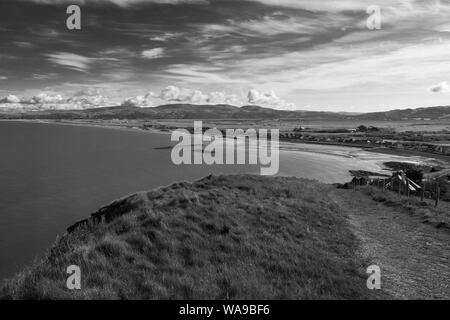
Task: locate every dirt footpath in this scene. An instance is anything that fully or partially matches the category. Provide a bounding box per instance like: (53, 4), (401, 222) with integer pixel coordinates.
(330, 189), (450, 300)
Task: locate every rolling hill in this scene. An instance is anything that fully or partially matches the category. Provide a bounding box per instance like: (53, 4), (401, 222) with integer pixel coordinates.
(1, 103), (450, 121)
(353, 106), (450, 121)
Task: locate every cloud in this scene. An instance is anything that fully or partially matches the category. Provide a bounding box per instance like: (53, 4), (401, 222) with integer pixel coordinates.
(203, 13), (352, 38)
(8, 0), (450, 111)
(68, 95), (111, 108)
(246, 1), (450, 29)
(73, 87), (103, 97)
(45, 52), (119, 72)
(24, 93), (65, 104)
(158, 85), (240, 105)
(247, 0), (443, 13)
(141, 48), (165, 59)
(121, 93), (154, 107)
(211, 41), (450, 95)
(14, 41), (34, 48)
(149, 32), (183, 42)
(159, 85), (200, 101)
(0, 91), (113, 110)
(206, 91), (241, 105)
(247, 89), (295, 110)
(67, 88), (112, 108)
(429, 82), (450, 93)
(0, 95), (21, 103)
(435, 23), (450, 33)
(22, 0), (208, 6)
(31, 73), (58, 80)
(236, 15), (320, 36)
(45, 52), (96, 72)
(164, 64), (242, 84)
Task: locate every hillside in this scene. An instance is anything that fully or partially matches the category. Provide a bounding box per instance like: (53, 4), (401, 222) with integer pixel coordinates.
(354, 106), (450, 121)
(0, 175), (381, 300)
(0, 104), (350, 120)
(1, 103), (450, 121)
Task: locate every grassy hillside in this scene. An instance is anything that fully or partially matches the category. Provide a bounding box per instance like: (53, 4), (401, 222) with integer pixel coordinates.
(0, 175), (382, 300)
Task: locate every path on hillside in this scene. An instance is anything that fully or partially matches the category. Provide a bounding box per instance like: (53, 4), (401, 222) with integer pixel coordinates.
(330, 189), (450, 300)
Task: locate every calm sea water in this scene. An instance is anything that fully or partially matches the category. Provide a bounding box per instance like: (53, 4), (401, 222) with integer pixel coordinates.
(0, 121), (260, 281)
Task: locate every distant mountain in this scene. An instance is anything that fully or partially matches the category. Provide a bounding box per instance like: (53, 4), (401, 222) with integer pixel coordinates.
(0, 104), (350, 121)
(1, 103), (449, 121)
(353, 106), (450, 121)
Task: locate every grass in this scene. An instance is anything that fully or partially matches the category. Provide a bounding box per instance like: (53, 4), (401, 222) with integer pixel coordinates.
(360, 186), (450, 233)
(1, 175), (384, 300)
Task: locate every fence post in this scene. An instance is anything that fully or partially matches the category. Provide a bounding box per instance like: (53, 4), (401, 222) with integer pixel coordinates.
(435, 185), (440, 207)
(406, 180), (410, 197)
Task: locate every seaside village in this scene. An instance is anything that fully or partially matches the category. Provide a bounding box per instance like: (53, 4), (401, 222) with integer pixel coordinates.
(279, 125), (450, 156)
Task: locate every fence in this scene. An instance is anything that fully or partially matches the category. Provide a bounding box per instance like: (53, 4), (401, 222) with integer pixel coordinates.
(352, 175), (442, 207)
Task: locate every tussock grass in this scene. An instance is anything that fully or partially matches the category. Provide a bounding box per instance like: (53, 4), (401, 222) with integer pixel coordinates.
(361, 186), (450, 232)
(1, 175), (382, 300)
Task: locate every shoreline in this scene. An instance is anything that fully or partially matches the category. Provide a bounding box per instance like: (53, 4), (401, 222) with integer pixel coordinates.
(0, 118), (171, 136)
(2, 118), (448, 171)
(0, 119), (448, 285)
(280, 138), (450, 165)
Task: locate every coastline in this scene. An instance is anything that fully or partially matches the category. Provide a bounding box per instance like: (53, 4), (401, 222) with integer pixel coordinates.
(280, 137), (450, 165)
(0, 118), (171, 136)
(0, 119), (449, 293)
(2, 118), (447, 172)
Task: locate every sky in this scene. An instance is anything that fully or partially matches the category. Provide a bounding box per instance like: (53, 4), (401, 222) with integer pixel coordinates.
(1, 0), (450, 111)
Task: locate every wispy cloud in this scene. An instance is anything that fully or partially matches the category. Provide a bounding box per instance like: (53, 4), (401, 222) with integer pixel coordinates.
(44, 52), (96, 72)
(149, 32), (183, 42)
(141, 48), (165, 59)
(14, 41), (34, 48)
(30, 73), (59, 80)
(22, 0), (208, 6)
(163, 64), (246, 85)
(44, 52), (119, 72)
